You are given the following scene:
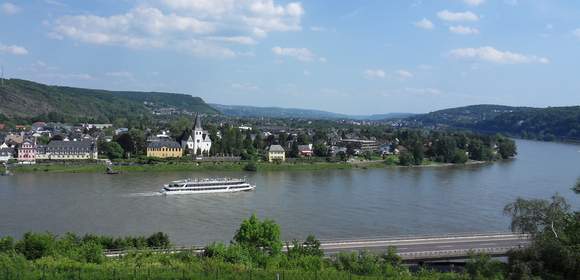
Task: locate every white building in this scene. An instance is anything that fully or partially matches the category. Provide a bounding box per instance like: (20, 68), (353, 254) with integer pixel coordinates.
(182, 113), (212, 155)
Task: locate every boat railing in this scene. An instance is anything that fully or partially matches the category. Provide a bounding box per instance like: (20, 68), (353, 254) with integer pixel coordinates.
(170, 177), (246, 184)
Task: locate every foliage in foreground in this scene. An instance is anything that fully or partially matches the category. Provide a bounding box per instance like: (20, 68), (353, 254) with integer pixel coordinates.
(504, 194), (580, 279)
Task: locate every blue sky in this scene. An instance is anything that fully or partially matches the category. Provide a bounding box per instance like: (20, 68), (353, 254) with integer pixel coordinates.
(1, 0), (579, 115)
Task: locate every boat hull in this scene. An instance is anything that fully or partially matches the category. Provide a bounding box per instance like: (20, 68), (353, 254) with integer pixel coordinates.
(161, 184), (255, 195)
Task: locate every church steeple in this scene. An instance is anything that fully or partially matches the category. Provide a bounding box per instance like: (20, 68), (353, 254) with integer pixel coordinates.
(194, 113), (202, 130)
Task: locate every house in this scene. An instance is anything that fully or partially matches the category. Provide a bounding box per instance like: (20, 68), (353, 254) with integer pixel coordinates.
(0, 148), (14, 162)
(339, 139), (379, 152)
(37, 141), (98, 160)
(83, 124), (113, 130)
(115, 128), (129, 135)
(181, 113), (212, 156)
(298, 144), (314, 157)
(0, 123), (5, 130)
(147, 141), (183, 158)
(267, 145), (286, 162)
(17, 139), (37, 164)
(4, 134), (24, 147)
(379, 143), (395, 156)
(32, 122), (47, 131)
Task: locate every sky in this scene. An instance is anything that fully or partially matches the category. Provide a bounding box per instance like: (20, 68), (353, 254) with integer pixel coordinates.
(1, 0), (580, 115)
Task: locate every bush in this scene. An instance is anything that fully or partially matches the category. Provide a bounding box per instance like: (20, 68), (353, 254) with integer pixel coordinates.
(15, 232), (56, 260)
(243, 162), (258, 172)
(0, 236), (15, 253)
(146, 232), (170, 248)
(398, 152), (414, 166)
(452, 149), (468, 164)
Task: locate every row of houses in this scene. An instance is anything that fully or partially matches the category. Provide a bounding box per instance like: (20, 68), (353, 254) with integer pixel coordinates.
(0, 138), (98, 164)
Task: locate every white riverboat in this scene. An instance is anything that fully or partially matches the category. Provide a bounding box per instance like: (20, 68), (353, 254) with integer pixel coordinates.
(160, 178), (255, 195)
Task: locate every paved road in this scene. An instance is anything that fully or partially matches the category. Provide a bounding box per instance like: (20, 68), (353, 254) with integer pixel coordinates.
(105, 233), (531, 261)
(319, 233), (531, 260)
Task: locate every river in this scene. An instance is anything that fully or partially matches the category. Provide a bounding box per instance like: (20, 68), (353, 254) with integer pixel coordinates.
(1, 140), (579, 245)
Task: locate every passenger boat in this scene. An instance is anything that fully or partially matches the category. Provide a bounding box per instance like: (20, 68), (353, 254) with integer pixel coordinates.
(160, 178), (255, 195)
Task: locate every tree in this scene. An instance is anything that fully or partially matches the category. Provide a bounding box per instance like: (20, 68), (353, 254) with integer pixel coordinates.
(15, 232), (55, 260)
(146, 232), (170, 248)
(498, 138), (517, 159)
(313, 143), (328, 157)
(100, 142), (124, 159)
(233, 214), (282, 255)
(398, 151), (414, 166)
(114, 133), (135, 158)
(572, 178), (580, 194)
(503, 194), (570, 238)
(452, 149), (468, 164)
(410, 142), (424, 165)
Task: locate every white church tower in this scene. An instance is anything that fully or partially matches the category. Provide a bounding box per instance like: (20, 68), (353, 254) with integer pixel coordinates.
(183, 113), (212, 156)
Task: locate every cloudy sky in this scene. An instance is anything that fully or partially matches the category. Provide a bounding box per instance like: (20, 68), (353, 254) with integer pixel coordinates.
(1, 0), (579, 114)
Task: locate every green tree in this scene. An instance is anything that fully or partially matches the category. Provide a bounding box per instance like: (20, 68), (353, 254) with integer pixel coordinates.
(452, 149), (469, 164)
(15, 232), (56, 260)
(504, 194), (570, 238)
(243, 161), (258, 172)
(100, 141), (124, 159)
(146, 232), (170, 248)
(498, 138), (517, 159)
(398, 151), (414, 166)
(233, 214), (282, 255)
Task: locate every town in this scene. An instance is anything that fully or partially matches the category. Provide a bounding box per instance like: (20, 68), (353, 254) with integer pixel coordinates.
(0, 111), (516, 174)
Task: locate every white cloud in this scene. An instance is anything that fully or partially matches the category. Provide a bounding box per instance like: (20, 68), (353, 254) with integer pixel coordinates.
(272, 47), (319, 62)
(437, 10), (479, 22)
(382, 87), (442, 97)
(43, 73), (94, 80)
(0, 43), (28, 55)
(310, 26), (326, 32)
(396, 70), (414, 79)
(106, 71), (133, 79)
(414, 18), (434, 30)
(364, 69), (386, 79)
(50, 1), (304, 58)
(573, 29), (580, 39)
(449, 46), (550, 64)
(1, 2), (19, 15)
(231, 83), (259, 91)
(449, 25), (479, 35)
(461, 0), (485, 6)
(208, 36), (257, 45)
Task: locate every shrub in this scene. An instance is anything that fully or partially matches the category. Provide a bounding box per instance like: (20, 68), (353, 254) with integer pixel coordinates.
(243, 162), (258, 172)
(0, 236), (15, 253)
(15, 232), (56, 260)
(146, 232), (170, 248)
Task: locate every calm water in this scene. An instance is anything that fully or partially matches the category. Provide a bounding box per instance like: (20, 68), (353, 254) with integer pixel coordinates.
(1, 140), (579, 245)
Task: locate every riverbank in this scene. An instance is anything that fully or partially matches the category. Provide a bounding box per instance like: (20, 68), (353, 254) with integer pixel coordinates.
(3, 158), (494, 174)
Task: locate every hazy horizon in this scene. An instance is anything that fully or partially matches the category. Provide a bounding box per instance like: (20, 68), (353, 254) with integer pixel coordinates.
(1, 0), (580, 114)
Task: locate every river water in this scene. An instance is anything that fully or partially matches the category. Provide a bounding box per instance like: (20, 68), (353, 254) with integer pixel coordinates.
(1, 140), (579, 245)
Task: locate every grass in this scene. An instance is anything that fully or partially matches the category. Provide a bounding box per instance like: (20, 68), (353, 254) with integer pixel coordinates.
(8, 155), (485, 174)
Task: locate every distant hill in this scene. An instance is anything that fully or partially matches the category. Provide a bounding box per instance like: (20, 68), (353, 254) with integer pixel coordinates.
(409, 104), (580, 141)
(211, 104), (414, 120)
(0, 79), (218, 122)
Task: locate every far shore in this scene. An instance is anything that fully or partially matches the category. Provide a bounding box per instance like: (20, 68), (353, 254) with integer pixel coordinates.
(1, 158), (495, 174)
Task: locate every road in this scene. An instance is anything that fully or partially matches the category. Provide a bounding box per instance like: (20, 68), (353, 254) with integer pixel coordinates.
(318, 233), (531, 260)
(105, 232), (531, 261)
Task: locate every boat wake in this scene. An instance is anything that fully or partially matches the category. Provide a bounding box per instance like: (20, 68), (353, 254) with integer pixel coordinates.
(124, 192), (163, 197)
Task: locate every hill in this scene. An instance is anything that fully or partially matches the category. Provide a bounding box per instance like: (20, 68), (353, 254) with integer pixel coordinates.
(211, 104), (414, 120)
(0, 79), (218, 123)
(409, 104), (580, 141)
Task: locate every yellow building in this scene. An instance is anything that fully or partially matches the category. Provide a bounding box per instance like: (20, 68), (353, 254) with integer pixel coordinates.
(147, 141), (183, 158)
(267, 145), (286, 162)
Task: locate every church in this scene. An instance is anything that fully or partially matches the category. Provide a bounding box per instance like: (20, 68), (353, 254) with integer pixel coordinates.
(181, 113), (212, 156)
